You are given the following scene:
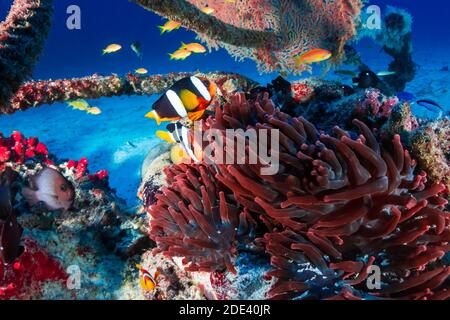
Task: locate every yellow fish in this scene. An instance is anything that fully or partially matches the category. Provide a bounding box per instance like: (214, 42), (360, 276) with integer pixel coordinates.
(295, 48), (332, 65)
(158, 20), (181, 34)
(136, 264), (160, 291)
(67, 99), (89, 111)
(169, 48), (192, 60)
(169, 144), (191, 164)
(102, 44), (122, 55)
(135, 68), (148, 75)
(86, 107), (102, 115)
(180, 42), (207, 54)
(201, 7), (215, 15)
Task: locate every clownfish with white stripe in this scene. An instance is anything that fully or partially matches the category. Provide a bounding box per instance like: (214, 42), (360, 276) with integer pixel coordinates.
(136, 264), (160, 292)
(145, 76), (216, 125)
(156, 122), (202, 163)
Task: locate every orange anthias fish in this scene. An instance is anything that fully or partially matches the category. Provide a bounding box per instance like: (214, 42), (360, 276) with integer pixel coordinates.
(102, 44), (122, 55)
(136, 264), (160, 291)
(180, 42), (207, 54)
(169, 48), (192, 61)
(295, 48), (332, 65)
(158, 20), (181, 34)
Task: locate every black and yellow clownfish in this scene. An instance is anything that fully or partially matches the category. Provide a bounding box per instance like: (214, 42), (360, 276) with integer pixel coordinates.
(156, 122), (202, 163)
(145, 76), (217, 125)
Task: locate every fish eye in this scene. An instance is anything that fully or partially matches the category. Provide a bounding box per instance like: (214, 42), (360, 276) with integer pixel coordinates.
(60, 184), (68, 192)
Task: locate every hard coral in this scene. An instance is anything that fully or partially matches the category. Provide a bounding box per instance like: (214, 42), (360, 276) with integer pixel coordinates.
(148, 163), (256, 274)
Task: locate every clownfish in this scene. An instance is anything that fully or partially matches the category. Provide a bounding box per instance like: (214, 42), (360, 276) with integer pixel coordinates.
(156, 122), (201, 163)
(136, 264), (160, 292)
(145, 76), (216, 125)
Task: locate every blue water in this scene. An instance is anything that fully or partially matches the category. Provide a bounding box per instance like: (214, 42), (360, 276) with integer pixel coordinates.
(1, 0), (449, 205)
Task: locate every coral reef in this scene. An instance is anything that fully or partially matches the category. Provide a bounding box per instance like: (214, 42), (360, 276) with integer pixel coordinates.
(0, 0), (53, 111)
(410, 119), (450, 190)
(0, 131), (146, 299)
(4, 72), (256, 115)
(135, 0), (362, 74)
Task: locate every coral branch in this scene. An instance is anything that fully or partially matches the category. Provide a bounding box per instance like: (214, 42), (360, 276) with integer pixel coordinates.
(133, 0), (277, 48)
(5, 71), (257, 114)
(0, 0), (53, 111)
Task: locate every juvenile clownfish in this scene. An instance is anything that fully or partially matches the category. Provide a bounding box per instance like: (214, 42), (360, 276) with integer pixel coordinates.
(156, 122), (201, 163)
(145, 76), (217, 124)
(136, 264), (160, 291)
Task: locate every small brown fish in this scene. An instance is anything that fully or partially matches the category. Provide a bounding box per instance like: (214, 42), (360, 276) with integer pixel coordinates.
(22, 167), (75, 211)
(0, 169), (24, 264)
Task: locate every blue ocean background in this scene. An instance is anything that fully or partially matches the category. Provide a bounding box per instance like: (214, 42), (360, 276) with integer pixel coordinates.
(0, 0), (449, 205)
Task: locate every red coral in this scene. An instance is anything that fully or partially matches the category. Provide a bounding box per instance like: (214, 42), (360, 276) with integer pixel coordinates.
(148, 163), (256, 274)
(0, 131), (50, 165)
(0, 239), (67, 300)
(291, 80), (315, 104)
